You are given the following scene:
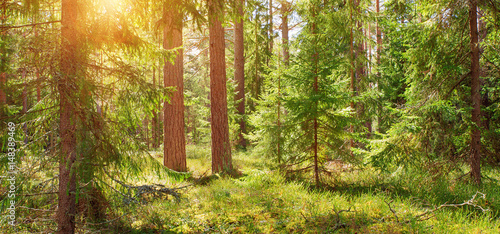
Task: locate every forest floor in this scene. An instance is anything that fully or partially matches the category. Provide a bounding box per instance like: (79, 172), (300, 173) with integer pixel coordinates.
(3, 145), (500, 233)
(102, 145), (500, 234)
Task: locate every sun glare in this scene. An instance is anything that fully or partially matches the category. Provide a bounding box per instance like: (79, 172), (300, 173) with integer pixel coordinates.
(101, 0), (124, 12)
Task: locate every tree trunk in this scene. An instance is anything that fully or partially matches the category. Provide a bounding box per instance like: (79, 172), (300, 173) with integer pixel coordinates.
(376, 0), (381, 65)
(152, 68), (156, 148)
(311, 3), (320, 186)
(57, 0), (79, 232)
(35, 25), (41, 103)
(469, 0), (481, 185)
(281, 1), (290, 66)
(349, 0), (356, 155)
(375, 0), (382, 133)
(36, 69), (41, 102)
(143, 117), (149, 149)
(22, 71), (27, 114)
(0, 73), (5, 118)
(163, 2), (187, 172)
(355, 3), (371, 138)
(209, 0), (233, 174)
(269, 0), (273, 55)
(234, 0), (247, 149)
(158, 63), (163, 146)
(22, 72), (28, 143)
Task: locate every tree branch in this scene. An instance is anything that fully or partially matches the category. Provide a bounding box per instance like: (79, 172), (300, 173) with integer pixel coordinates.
(0, 20), (61, 29)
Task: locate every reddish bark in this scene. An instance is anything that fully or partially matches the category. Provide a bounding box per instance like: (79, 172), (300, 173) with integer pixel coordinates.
(163, 2), (187, 172)
(0, 73), (5, 111)
(209, 0), (232, 173)
(152, 68), (158, 148)
(235, 0), (247, 149)
(349, 0), (356, 155)
(376, 0), (381, 64)
(469, 0), (481, 185)
(311, 3), (319, 186)
(57, 0), (79, 232)
(281, 1), (290, 66)
(269, 0), (273, 54)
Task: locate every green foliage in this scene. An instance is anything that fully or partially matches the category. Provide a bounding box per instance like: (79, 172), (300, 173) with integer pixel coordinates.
(73, 148), (499, 233)
(367, 0), (500, 172)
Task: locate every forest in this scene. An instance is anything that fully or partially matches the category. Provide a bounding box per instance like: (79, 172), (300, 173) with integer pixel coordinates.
(1, 0), (500, 233)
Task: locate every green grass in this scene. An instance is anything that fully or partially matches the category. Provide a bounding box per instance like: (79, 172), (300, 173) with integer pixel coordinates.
(2, 145), (500, 233)
(104, 145), (500, 233)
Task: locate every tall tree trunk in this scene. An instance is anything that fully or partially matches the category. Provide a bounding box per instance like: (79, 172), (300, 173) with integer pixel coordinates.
(254, 19), (261, 110)
(311, 3), (320, 186)
(144, 117), (149, 149)
(209, 0), (233, 173)
(58, 0), (79, 232)
(234, 0), (247, 149)
(478, 10), (490, 131)
(35, 25), (41, 102)
(355, 3), (371, 138)
(277, 67), (282, 163)
(152, 68), (158, 148)
(281, 1), (290, 66)
(22, 72), (28, 143)
(0, 73), (5, 118)
(366, 23), (370, 71)
(158, 63), (163, 146)
(349, 0), (356, 155)
(469, 0), (481, 185)
(376, 0), (381, 65)
(22, 70), (27, 114)
(375, 0), (382, 133)
(163, 2), (187, 172)
(36, 69), (41, 102)
(269, 0), (273, 55)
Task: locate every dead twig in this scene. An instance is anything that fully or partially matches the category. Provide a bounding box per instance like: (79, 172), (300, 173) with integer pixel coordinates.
(300, 211), (310, 222)
(332, 206), (353, 231)
(416, 192), (489, 221)
(102, 169), (185, 204)
(384, 200), (400, 223)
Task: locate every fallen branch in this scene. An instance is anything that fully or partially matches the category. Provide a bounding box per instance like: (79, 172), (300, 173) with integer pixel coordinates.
(416, 192), (490, 221)
(381, 192), (489, 225)
(332, 206), (353, 231)
(102, 170), (185, 204)
(300, 211), (310, 222)
(384, 200), (399, 223)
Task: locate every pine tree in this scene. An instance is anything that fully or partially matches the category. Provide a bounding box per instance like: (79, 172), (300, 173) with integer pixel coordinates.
(235, 0), (247, 149)
(163, 1), (187, 172)
(281, 0), (290, 66)
(208, 0), (233, 173)
(57, 0), (80, 231)
(469, 0), (481, 185)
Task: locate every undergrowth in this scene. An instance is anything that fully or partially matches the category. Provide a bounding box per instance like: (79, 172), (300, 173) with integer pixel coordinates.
(1, 145), (499, 233)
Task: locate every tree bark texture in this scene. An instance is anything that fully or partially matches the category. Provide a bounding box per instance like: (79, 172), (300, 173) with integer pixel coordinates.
(376, 0), (381, 64)
(269, 0), (273, 54)
(152, 68), (158, 148)
(57, 0), (79, 232)
(209, 0), (233, 173)
(311, 3), (320, 186)
(163, 2), (187, 172)
(281, 1), (290, 66)
(349, 0), (356, 155)
(469, 0), (481, 185)
(0, 72), (7, 111)
(235, 0), (247, 149)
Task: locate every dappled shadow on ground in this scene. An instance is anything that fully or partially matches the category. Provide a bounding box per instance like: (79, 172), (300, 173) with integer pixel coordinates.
(98, 167), (499, 233)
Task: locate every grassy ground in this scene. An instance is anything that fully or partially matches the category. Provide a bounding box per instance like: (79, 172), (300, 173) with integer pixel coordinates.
(106, 145), (500, 233)
(2, 145), (500, 233)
